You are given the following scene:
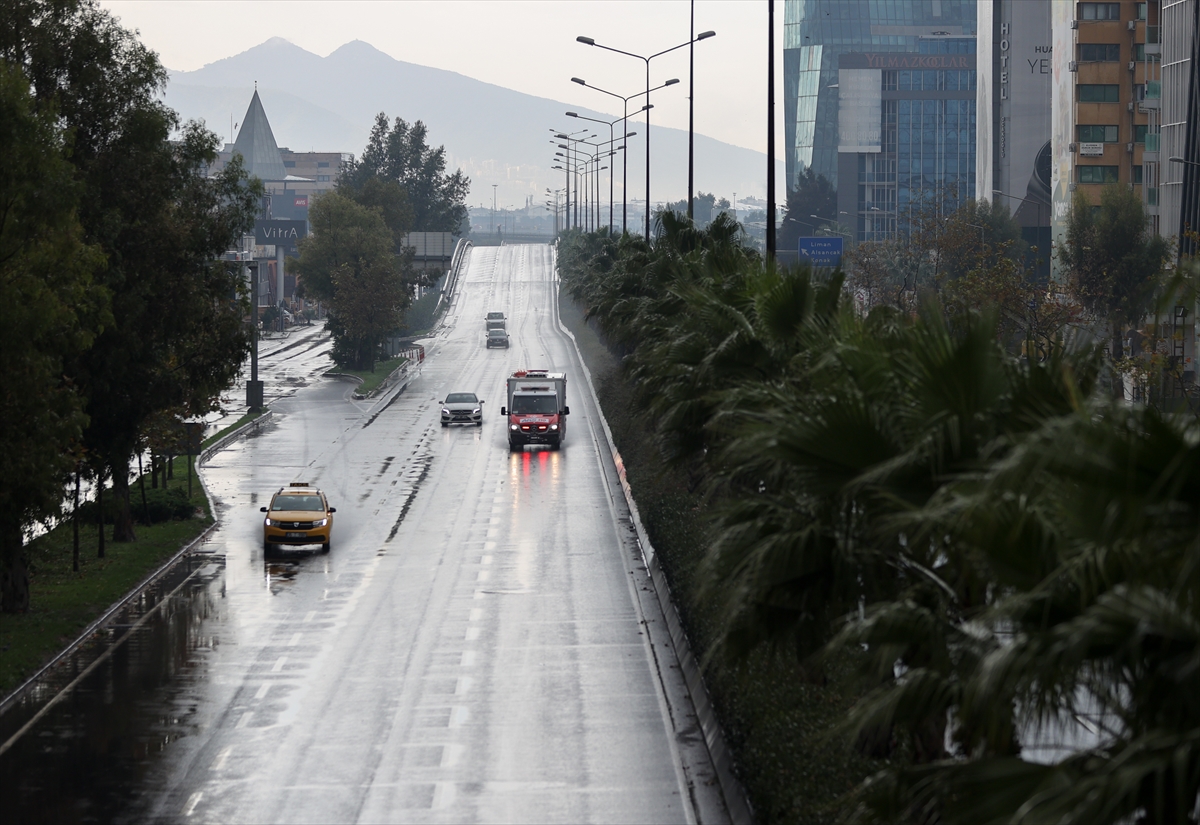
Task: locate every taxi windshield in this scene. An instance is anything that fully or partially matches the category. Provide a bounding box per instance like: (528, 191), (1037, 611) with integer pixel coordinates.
(272, 494), (325, 512)
(511, 395), (558, 415)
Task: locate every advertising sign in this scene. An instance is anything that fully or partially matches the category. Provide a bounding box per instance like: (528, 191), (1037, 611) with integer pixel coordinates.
(254, 219), (307, 253)
(798, 236), (844, 267)
(293, 196), (309, 208)
(1079, 142), (1105, 157)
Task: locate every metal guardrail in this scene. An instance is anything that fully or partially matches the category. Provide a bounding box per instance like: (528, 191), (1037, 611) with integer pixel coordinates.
(436, 237), (473, 314)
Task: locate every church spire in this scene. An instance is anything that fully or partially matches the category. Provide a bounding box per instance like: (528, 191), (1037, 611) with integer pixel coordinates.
(232, 88), (287, 181)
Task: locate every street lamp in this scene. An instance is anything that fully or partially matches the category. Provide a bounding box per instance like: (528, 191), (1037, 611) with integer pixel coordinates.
(552, 128), (590, 229)
(567, 109), (643, 232)
(578, 31), (710, 238)
(572, 75), (674, 234)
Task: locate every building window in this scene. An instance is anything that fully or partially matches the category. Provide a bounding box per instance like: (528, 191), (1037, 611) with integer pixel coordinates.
(1078, 124), (1119, 142)
(1136, 2), (1147, 20)
(283, 161), (296, 168)
(1079, 3), (1122, 20)
(1079, 165), (1120, 183)
(883, 70), (897, 90)
(1134, 124), (1148, 143)
(1078, 43), (1121, 62)
(1078, 84), (1121, 102)
(317, 161), (330, 168)
(317, 175), (331, 182)
(1133, 44), (1159, 61)
(1133, 165), (1143, 184)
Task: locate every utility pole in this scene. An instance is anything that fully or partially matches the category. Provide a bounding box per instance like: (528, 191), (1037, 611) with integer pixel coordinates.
(688, 0), (695, 221)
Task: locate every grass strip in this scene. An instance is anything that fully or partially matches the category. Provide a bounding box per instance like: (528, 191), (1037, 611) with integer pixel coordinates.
(338, 357), (407, 395)
(559, 292), (880, 825)
(0, 463), (212, 696)
(203, 407), (268, 449)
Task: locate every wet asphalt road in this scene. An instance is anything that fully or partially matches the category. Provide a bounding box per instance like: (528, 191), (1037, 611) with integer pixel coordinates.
(1, 245), (725, 824)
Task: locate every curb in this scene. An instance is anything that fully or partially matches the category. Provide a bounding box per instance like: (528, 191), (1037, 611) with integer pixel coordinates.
(1, 409), (274, 714)
(556, 289), (755, 824)
(199, 410), (275, 465)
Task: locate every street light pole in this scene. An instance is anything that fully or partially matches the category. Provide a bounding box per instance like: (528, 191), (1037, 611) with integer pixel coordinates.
(766, 0), (776, 261)
(577, 31), (714, 239)
(567, 110), (642, 232)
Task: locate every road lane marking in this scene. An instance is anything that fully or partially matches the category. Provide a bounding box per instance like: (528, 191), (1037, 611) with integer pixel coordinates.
(440, 744), (464, 768)
(303, 610), (316, 622)
(287, 633), (302, 646)
(473, 589), (485, 600)
(476, 570), (490, 582)
(460, 651), (475, 666)
(432, 782), (457, 809)
(254, 684), (271, 700)
(481, 555), (493, 565)
(272, 656), (287, 672)
(455, 676), (473, 695)
(464, 627), (480, 641)
(182, 792), (203, 816)
(484, 541), (497, 550)
(449, 707), (469, 727)
(211, 746), (232, 771)
(469, 608), (482, 622)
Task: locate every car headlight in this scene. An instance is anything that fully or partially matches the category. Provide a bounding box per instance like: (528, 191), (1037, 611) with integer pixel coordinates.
(473, 408), (481, 415)
(313, 517), (328, 527)
(441, 408), (450, 416)
(510, 424), (519, 431)
(549, 424), (558, 430)
(266, 518), (283, 527)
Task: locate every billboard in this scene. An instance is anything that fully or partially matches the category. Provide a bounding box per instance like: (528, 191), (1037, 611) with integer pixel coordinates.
(254, 219), (307, 253)
(798, 236), (843, 267)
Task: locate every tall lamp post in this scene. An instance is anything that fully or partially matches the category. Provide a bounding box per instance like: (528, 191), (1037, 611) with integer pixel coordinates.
(577, 31), (714, 238)
(567, 109), (641, 232)
(551, 128), (590, 230)
(572, 76), (675, 234)
(766, 0), (776, 261)
(1169, 157), (1200, 258)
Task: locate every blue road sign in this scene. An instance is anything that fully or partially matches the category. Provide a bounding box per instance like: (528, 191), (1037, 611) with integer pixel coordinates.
(798, 236), (843, 267)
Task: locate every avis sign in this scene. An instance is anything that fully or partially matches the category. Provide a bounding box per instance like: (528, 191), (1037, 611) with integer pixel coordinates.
(254, 219), (307, 253)
(798, 236), (843, 267)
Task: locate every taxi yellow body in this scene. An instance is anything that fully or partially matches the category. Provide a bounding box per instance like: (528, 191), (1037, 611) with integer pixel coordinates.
(261, 483), (336, 552)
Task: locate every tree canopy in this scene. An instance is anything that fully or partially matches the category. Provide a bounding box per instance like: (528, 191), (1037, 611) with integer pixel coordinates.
(340, 113), (469, 234)
(779, 167), (838, 252)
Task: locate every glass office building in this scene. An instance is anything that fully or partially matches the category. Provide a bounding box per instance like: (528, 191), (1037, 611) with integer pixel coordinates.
(784, 0), (978, 195)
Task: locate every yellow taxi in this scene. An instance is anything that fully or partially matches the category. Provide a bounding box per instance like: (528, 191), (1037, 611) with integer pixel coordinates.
(260, 483), (336, 552)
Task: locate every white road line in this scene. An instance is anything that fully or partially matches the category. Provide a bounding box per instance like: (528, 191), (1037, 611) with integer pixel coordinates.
(464, 627), (480, 641)
(272, 656), (287, 672)
(254, 683), (271, 700)
(236, 712), (253, 729)
(460, 651), (475, 667)
(432, 782), (457, 809)
(182, 791), (203, 816)
(211, 746), (232, 771)
(476, 570), (490, 582)
(449, 707), (469, 728)
(455, 676), (473, 695)
(303, 610), (316, 622)
(481, 555), (493, 565)
(440, 744), (464, 768)
(287, 633), (302, 646)
(469, 608), (482, 622)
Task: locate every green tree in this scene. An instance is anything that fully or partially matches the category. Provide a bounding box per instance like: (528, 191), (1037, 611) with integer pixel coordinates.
(294, 191), (408, 371)
(0, 60), (107, 611)
(4, 0), (261, 543)
(340, 113), (469, 233)
(779, 167), (838, 252)
(1059, 185), (1172, 361)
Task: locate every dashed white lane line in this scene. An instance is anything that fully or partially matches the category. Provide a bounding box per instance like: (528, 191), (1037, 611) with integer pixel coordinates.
(432, 782), (457, 809)
(460, 651), (475, 666)
(469, 608), (482, 622)
(464, 627), (480, 641)
(476, 570), (490, 582)
(481, 555), (493, 565)
(236, 712), (253, 729)
(455, 676), (473, 695)
(303, 610), (316, 622)
(182, 791), (203, 816)
(287, 633), (302, 646)
(272, 656), (287, 672)
(441, 744), (464, 768)
(254, 683), (272, 700)
(449, 707), (469, 728)
(211, 746), (232, 771)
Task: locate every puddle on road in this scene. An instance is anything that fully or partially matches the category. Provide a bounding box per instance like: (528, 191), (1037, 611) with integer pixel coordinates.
(0, 551), (226, 824)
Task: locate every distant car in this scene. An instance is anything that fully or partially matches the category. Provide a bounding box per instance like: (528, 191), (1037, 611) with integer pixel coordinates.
(486, 328), (510, 348)
(485, 311), (507, 331)
(441, 391), (484, 426)
(261, 483), (335, 552)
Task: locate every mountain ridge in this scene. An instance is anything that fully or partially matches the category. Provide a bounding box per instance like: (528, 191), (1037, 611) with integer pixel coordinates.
(163, 37), (778, 208)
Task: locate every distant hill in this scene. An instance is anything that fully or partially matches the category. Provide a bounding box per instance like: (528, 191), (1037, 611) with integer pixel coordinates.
(164, 37), (779, 210)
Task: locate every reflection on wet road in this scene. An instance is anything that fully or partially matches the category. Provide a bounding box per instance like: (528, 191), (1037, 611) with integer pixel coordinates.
(0, 245), (725, 824)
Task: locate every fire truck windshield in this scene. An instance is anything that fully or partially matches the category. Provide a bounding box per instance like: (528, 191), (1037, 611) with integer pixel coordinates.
(511, 395), (559, 415)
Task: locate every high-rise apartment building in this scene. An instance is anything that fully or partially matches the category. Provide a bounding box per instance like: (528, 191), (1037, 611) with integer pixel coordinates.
(784, 0), (978, 195)
(1050, 0), (1159, 269)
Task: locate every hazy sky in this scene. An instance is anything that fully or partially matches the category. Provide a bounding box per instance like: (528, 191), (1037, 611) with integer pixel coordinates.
(101, 0), (785, 157)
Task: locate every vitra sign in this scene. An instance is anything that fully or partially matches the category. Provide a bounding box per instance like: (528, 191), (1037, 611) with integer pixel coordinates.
(254, 219), (307, 252)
